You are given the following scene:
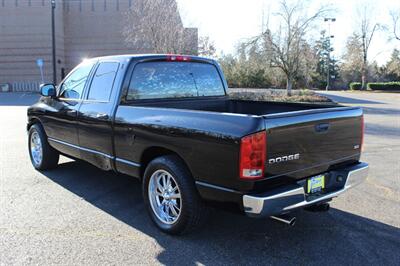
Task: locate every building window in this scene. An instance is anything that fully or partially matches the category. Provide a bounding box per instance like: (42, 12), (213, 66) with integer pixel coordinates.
(116, 0), (119, 11)
(129, 0), (132, 7)
(91, 0), (94, 11)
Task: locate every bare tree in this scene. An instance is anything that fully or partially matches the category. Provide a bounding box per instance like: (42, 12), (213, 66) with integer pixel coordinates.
(340, 34), (364, 86)
(198, 36), (217, 58)
(357, 5), (379, 90)
(123, 0), (188, 54)
(390, 10), (400, 41)
(248, 0), (328, 95)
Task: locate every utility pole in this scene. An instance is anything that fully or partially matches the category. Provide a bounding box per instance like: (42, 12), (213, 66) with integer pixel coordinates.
(51, 0), (56, 84)
(261, 4), (264, 34)
(324, 18), (335, 91)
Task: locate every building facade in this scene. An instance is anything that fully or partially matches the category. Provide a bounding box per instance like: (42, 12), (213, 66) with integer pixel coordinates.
(0, 0), (198, 91)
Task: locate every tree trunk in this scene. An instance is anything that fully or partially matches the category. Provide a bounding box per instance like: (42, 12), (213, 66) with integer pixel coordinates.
(361, 72), (367, 90)
(361, 58), (368, 90)
(286, 76), (293, 96)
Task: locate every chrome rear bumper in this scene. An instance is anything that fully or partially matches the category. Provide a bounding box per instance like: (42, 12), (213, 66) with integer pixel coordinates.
(243, 162), (369, 217)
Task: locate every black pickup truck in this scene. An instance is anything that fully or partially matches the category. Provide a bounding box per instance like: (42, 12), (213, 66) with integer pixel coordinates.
(27, 54), (368, 234)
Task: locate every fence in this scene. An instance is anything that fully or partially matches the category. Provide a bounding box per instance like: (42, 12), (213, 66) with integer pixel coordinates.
(0, 82), (41, 92)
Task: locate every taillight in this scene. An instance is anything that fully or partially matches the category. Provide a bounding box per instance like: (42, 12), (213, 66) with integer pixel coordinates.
(239, 131), (266, 180)
(361, 115), (364, 151)
(166, 55), (191, 62)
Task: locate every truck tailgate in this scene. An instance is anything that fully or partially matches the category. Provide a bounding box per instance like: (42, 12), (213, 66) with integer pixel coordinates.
(264, 107), (363, 180)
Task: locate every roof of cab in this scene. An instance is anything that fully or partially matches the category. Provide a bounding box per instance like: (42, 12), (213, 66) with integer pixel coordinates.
(87, 54), (215, 64)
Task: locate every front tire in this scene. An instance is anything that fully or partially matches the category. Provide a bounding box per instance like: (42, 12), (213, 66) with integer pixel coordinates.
(143, 155), (208, 235)
(28, 124), (59, 170)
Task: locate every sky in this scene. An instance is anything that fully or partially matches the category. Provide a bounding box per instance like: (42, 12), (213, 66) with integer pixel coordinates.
(177, 0), (400, 65)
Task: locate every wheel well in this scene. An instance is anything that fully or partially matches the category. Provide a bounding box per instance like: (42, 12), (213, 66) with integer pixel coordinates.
(140, 147), (190, 178)
(27, 118), (41, 131)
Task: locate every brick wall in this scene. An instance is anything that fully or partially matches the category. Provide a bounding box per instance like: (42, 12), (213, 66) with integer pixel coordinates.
(0, 0), (65, 86)
(0, 0), (198, 91)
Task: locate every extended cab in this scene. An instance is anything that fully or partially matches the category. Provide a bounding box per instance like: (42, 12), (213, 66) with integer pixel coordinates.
(27, 54), (368, 234)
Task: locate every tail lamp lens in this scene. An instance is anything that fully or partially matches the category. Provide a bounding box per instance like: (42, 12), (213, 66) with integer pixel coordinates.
(239, 131), (266, 180)
(361, 115), (364, 150)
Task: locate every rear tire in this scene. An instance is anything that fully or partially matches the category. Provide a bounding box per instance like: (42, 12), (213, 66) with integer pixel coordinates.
(143, 155), (208, 235)
(28, 124), (59, 170)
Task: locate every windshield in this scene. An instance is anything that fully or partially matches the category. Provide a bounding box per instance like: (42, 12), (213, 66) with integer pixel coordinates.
(127, 61), (225, 100)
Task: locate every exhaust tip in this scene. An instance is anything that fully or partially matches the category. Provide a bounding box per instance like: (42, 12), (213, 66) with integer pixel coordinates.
(270, 215), (296, 226)
(289, 217), (296, 227)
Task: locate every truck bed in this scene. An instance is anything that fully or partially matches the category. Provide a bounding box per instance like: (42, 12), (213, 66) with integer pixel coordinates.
(123, 96), (362, 190)
(127, 97), (335, 116)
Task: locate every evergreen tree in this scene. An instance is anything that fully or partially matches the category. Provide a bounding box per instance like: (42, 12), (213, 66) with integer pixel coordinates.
(383, 49), (400, 80)
(313, 30), (340, 89)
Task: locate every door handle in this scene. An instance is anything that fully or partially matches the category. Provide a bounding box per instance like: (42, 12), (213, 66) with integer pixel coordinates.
(96, 113), (109, 119)
(315, 123), (330, 132)
(66, 110), (77, 115)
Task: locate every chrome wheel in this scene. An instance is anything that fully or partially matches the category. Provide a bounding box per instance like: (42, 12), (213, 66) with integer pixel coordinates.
(148, 169), (182, 225)
(30, 131), (43, 166)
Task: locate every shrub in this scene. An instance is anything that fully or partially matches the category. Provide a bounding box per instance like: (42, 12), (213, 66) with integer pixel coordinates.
(367, 82), (400, 91)
(349, 82), (362, 90)
(228, 88), (333, 103)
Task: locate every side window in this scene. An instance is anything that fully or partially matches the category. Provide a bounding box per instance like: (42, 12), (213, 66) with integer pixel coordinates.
(59, 60), (95, 99)
(87, 62), (119, 101)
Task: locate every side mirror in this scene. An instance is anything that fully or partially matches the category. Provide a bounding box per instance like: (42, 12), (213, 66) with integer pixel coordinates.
(40, 84), (56, 97)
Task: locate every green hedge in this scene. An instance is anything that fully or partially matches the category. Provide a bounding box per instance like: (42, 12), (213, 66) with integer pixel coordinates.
(349, 82), (362, 90)
(349, 81), (400, 91)
(367, 82), (400, 91)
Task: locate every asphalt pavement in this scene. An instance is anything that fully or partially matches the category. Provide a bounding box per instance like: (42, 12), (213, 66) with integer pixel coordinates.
(0, 91), (399, 265)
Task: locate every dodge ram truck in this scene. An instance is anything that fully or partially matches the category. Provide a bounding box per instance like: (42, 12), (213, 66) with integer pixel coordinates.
(27, 54), (369, 234)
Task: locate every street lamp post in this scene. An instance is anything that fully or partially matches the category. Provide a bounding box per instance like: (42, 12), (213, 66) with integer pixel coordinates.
(324, 17), (335, 91)
(51, 0), (56, 84)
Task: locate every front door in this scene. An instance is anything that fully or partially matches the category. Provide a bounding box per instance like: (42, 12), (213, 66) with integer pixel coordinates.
(45, 60), (96, 159)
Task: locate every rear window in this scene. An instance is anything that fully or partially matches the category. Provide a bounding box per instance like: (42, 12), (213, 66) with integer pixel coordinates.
(127, 62), (225, 100)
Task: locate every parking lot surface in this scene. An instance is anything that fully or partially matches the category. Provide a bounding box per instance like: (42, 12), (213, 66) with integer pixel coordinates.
(1, 91), (399, 265)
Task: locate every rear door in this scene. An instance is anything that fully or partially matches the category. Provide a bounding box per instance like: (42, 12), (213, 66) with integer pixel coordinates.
(77, 61), (120, 170)
(264, 107), (363, 180)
